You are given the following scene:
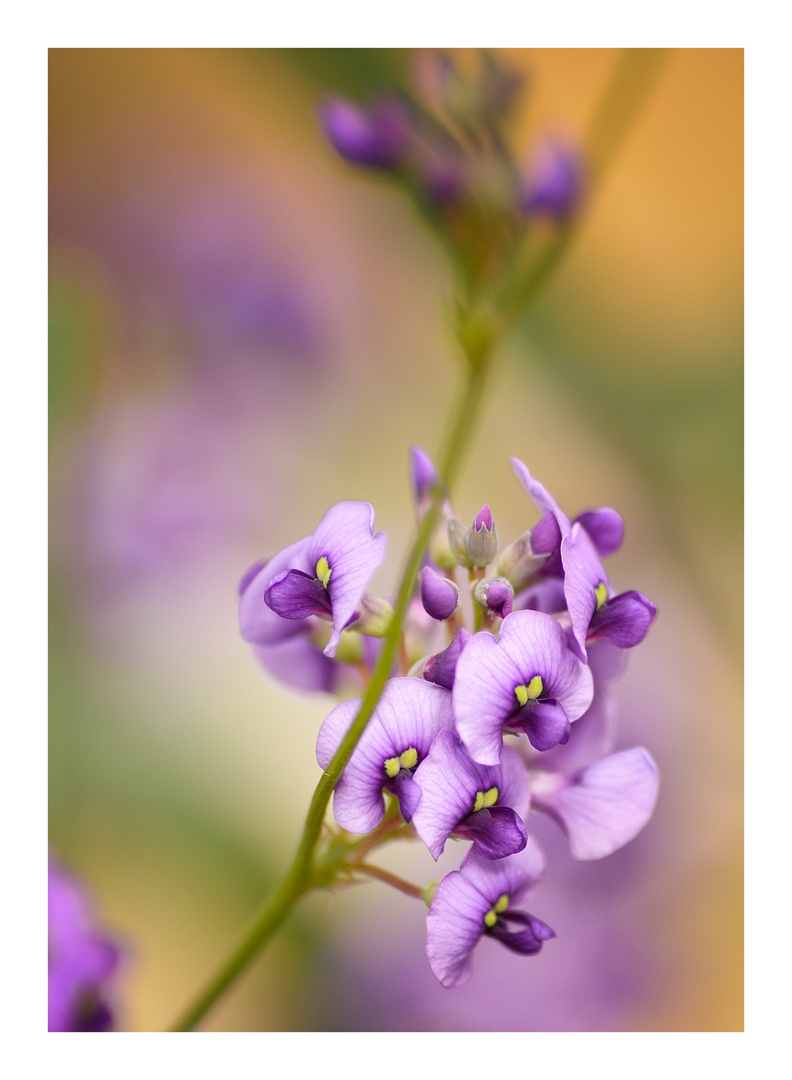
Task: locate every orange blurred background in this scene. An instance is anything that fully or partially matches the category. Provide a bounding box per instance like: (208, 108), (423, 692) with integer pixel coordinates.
(49, 48), (742, 1031)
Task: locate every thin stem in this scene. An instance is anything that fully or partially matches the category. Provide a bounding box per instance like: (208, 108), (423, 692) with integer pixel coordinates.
(350, 863), (424, 900)
(167, 48), (667, 1032)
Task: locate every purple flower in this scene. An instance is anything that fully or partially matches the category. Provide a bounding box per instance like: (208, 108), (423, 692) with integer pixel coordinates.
(412, 731), (530, 860)
(410, 444), (440, 518)
(474, 575), (514, 619)
(529, 747), (659, 860)
(467, 504), (499, 566)
(425, 843), (554, 988)
(421, 627), (470, 690)
(239, 501), (387, 659)
(316, 677), (454, 831)
(420, 566), (460, 621)
(520, 136), (584, 220)
(511, 458), (656, 661)
(453, 609), (594, 764)
(320, 96), (412, 170)
(49, 855), (121, 1032)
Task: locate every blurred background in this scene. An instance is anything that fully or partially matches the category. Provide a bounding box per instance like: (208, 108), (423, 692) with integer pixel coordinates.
(48, 48), (743, 1031)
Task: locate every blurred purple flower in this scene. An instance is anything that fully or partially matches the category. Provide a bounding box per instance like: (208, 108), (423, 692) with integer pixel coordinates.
(48, 855), (121, 1033)
(320, 96), (412, 170)
(520, 136), (584, 220)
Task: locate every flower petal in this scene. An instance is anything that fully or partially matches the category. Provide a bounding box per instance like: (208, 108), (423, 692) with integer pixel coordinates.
(455, 805), (528, 860)
(576, 508), (624, 558)
(530, 747), (659, 859)
(265, 568), (333, 620)
(238, 536), (314, 645)
(589, 590), (657, 649)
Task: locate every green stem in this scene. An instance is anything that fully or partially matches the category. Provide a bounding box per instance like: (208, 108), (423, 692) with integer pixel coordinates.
(349, 863), (424, 900)
(167, 48), (668, 1032)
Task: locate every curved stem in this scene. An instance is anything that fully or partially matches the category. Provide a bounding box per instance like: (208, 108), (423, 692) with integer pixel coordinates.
(350, 863), (424, 900)
(167, 48), (668, 1032)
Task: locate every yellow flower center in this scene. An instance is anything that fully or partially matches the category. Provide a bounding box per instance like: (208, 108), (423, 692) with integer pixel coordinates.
(473, 786), (499, 813)
(384, 747), (418, 778)
(316, 556), (332, 589)
(483, 893), (510, 928)
(594, 580), (607, 610)
(515, 675), (543, 706)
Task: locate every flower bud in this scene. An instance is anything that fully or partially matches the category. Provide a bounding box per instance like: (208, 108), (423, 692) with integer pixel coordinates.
(466, 504), (499, 566)
(410, 444), (439, 517)
(349, 594), (394, 637)
(420, 566), (460, 621)
(496, 531), (548, 591)
(448, 517), (473, 567)
(520, 136), (584, 221)
(473, 575), (514, 618)
(320, 95), (411, 171)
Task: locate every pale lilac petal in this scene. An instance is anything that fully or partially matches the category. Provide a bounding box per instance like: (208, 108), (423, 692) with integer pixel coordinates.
(576, 508), (624, 558)
(425, 867), (490, 988)
(254, 636), (338, 694)
(530, 747), (659, 859)
(498, 611), (594, 722)
(560, 523), (608, 661)
(453, 630), (525, 765)
(315, 679), (454, 833)
(589, 590), (657, 649)
(459, 838), (547, 906)
(310, 501), (387, 658)
(510, 458), (571, 535)
(412, 731), (482, 859)
(238, 535), (314, 645)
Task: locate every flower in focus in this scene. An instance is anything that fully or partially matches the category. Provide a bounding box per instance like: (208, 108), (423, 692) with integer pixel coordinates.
(316, 677), (454, 829)
(425, 842), (554, 988)
(453, 609), (594, 763)
(412, 731), (530, 860)
(48, 854), (122, 1032)
(239, 500), (387, 660)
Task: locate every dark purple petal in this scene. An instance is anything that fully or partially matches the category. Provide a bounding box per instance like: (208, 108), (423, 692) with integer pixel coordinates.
(391, 770), (423, 822)
(420, 566), (460, 621)
(474, 504), (494, 532)
(264, 568), (333, 620)
(589, 590), (657, 649)
(320, 95), (411, 169)
(511, 699), (570, 752)
(487, 910), (556, 954)
(530, 511), (562, 557)
(475, 576), (514, 618)
(455, 805), (528, 860)
(422, 627), (470, 690)
(576, 508), (624, 558)
(530, 747), (659, 859)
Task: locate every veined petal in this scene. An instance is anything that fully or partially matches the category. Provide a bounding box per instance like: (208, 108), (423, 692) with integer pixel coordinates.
(254, 637), (338, 694)
(487, 910), (555, 954)
(459, 838), (547, 905)
(315, 678), (454, 834)
(425, 867), (489, 988)
(238, 535), (314, 645)
(309, 501), (387, 658)
(514, 699), (570, 751)
(455, 806), (528, 860)
(454, 630), (526, 765)
(265, 569), (332, 620)
(560, 523), (608, 661)
(530, 747), (659, 859)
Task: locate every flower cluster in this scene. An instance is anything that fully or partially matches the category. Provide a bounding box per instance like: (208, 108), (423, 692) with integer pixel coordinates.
(319, 51), (583, 290)
(239, 451), (658, 987)
(48, 854), (122, 1032)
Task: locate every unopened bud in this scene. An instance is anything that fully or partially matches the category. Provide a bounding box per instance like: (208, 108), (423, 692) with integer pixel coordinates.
(448, 517), (473, 567)
(497, 531), (548, 591)
(349, 594), (394, 637)
(474, 576), (514, 618)
(466, 504), (499, 566)
(420, 567), (460, 622)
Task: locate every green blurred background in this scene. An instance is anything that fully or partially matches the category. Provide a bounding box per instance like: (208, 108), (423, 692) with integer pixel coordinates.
(48, 48), (743, 1031)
